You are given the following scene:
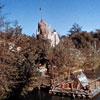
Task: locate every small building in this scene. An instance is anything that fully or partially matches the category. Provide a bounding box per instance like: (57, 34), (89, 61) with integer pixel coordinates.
(71, 68), (89, 90)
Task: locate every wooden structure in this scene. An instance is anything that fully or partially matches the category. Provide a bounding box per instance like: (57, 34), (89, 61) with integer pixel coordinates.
(36, 66), (100, 99)
(49, 68), (100, 99)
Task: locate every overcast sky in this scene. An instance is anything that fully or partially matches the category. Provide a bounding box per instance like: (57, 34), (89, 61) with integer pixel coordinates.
(1, 0), (100, 36)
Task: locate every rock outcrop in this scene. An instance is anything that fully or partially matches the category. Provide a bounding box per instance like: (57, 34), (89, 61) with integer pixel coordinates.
(36, 19), (60, 47)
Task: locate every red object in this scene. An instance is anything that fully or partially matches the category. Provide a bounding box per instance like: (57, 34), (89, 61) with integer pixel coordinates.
(61, 83), (64, 88)
(72, 84), (74, 88)
(66, 83), (70, 88)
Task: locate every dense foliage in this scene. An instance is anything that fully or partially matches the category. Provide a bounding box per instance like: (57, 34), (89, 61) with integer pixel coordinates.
(0, 4), (100, 100)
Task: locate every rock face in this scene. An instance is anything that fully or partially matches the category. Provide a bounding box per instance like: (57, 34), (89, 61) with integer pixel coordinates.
(36, 19), (60, 47)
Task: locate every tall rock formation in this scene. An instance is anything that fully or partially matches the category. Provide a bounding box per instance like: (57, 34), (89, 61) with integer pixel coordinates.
(36, 19), (60, 47)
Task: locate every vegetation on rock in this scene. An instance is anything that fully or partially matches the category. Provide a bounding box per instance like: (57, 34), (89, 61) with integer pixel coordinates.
(0, 4), (100, 100)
